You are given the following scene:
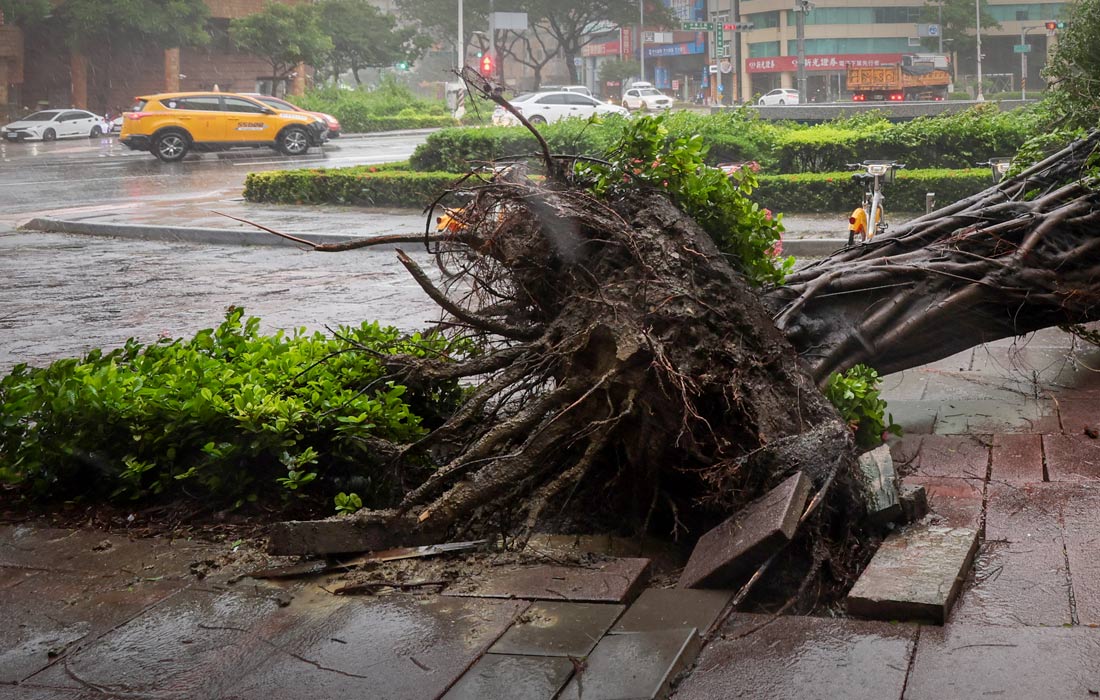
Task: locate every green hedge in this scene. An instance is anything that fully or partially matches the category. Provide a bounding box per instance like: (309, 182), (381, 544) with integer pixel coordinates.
(244, 167), (457, 208)
(245, 162), (992, 215)
(755, 168), (991, 213)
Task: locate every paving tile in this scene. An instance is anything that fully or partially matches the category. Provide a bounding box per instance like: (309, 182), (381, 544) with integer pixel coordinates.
(887, 434), (922, 474)
(679, 472), (810, 589)
(984, 482), (1062, 542)
(610, 588), (732, 637)
(878, 370), (928, 401)
(932, 399), (1045, 435)
(882, 400), (938, 435)
(902, 477), (984, 530)
(858, 444), (901, 523)
(1059, 483), (1100, 626)
(489, 601), (623, 657)
(556, 627), (700, 700)
(445, 557), (650, 603)
(1036, 346), (1100, 397)
(23, 585), (313, 698)
(230, 595), (529, 700)
(0, 686), (108, 699)
(990, 433), (1044, 483)
(910, 435), (990, 479)
(904, 624), (1100, 699)
(1054, 398), (1100, 436)
(0, 570), (188, 684)
(1043, 434), (1100, 481)
(918, 367), (1034, 402)
(970, 344), (1076, 386)
(674, 613), (917, 700)
(919, 350), (975, 372)
(950, 539), (1072, 627)
(847, 523), (979, 623)
(442, 654), (574, 700)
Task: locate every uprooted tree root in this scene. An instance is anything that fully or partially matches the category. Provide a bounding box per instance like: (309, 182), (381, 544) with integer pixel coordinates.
(279, 67), (879, 606)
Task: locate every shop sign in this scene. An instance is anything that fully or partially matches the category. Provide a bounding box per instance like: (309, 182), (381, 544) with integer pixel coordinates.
(582, 39), (621, 57)
(745, 53), (903, 73)
(645, 40), (706, 57)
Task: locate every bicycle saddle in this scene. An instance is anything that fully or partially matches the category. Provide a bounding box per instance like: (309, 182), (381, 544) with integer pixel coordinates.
(851, 172), (875, 184)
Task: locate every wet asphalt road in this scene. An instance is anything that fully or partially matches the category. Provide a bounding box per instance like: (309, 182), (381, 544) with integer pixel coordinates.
(0, 132), (428, 218)
(0, 133), (438, 371)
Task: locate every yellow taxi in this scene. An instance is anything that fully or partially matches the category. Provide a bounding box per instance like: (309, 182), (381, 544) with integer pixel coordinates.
(120, 92), (328, 162)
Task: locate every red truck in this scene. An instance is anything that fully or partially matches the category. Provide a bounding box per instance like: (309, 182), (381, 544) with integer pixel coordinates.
(847, 54), (952, 102)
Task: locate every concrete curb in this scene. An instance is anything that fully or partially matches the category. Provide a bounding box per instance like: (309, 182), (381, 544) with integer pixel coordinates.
(19, 217), (361, 248)
(20, 216), (848, 257)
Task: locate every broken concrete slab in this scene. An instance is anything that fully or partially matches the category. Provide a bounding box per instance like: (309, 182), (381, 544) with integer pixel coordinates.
(899, 484), (928, 523)
(857, 444), (900, 524)
(903, 476), (984, 529)
(678, 472), (811, 590)
(610, 588), (732, 637)
(442, 654), (575, 700)
(905, 623), (1100, 700)
(445, 557), (651, 604)
(847, 523), (979, 624)
(556, 627), (701, 700)
(489, 601), (624, 657)
(266, 510), (445, 555)
(674, 613), (917, 700)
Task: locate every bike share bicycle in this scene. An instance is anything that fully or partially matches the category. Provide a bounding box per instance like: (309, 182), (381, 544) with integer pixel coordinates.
(847, 160), (905, 246)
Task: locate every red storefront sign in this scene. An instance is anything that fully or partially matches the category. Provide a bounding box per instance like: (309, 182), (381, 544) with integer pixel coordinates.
(745, 53), (903, 73)
(582, 39), (621, 57)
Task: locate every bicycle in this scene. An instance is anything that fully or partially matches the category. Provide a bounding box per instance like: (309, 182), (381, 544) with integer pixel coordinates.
(846, 160), (905, 246)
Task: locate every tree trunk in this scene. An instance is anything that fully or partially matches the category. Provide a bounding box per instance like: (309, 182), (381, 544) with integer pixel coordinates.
(764, 130), (1100, 382)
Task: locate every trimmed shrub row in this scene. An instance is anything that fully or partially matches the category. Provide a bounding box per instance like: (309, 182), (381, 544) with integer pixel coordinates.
(410, 104), (1039, 174)
(244, 164), (992, 214)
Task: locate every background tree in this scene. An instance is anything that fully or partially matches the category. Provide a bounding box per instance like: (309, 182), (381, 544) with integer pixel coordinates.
(318, 0), (431, 85)
(1042, 0), (1100, 130)
(496, 29), (559, 90)
(397, 0), (490, 69)
(0, 0), (52, 27)
(230, 2), (333, 83)
(921, 0), (1000, 81)
(599, 58), (640, 91)
(54, 0), (209, 51)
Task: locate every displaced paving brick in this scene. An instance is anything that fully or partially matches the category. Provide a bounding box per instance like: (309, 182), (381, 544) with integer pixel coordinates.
(442, 654), (574, 700)
(230, 595), (529, 700)
(990, 433), (1044, 483)
(674, 613), (917, 700)
(984, 482), (1062, 542)
(858, 444), (901, 523)
(266, 513), (444, 556)
(847, 523), (979, 624)
(489, 601), (623, 657)
(678, 472), (810, 590)
(1044, 434), (1100, 481)
(912, 435), (990, 479)
(888, 434), (923, 473)
(903, 477), (984, 529)
(610, 588), (731, 637)
(899, 484), (929, 523)
(446, 558), (650, 603)
(556, 627), (700, 700)
(905, 624), (1100, 699)
(951, 539), (1071, 627)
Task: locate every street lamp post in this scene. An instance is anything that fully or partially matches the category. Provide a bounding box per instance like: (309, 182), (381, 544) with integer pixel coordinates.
(793, 0), (812, 104)
(975, 0), (984, 101)
(639, 0), (645, 83)
(457, 0), (464, 69)
(1019, 25), (1039, 100)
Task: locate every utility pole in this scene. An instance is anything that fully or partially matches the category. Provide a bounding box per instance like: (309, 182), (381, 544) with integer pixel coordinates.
(794, 0), (812, 103)
(938, 2), (943, 53)
(639, 0), (645, 83)
(490, 0), (497, 81)
(975, 0), (984, 101)
(457, 0), (464, 69)
(1019, 25), (1038, 100)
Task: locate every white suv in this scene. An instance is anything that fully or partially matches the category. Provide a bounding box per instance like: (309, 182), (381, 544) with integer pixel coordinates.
(492, 91), (628, 126)
(758, 88), (800, 105)
(621, 84), (673, 111)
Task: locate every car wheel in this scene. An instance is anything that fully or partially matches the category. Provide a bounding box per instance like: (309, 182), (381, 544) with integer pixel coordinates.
(90, 125), (103, 138)
(153, 131), (189, 162)
(42, 129), (56, 142)
(278, 126), (311, 156)
(778, 100), (785, 105)
(528, 115), (547, 125)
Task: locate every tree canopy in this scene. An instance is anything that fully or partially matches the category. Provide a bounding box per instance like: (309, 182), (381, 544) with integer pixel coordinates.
(53, 0), (210, 50)
(0, 0), (52, 28)
(318, 0), (431, 85)
(921, 0), (999, 78)
(1042, 0), (1100, 130)
(230, 2), (333, 81)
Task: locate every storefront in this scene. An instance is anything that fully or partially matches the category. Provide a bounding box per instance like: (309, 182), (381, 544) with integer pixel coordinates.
(645, 35), (707, 102)
(581, 29), (633, 101)
(745, 52), (903, 102)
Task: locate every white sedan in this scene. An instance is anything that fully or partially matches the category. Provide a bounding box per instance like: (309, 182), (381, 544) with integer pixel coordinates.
(492, 91), (628, 126)
(2, 109), (110, 142)
(758, 88), (800, 106)
(621, 86), (673, 111)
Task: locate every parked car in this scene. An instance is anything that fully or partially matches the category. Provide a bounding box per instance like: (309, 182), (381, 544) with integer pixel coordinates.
(621, 84), (673, 111)
(239, 93), (341, 138)
(491, 91), (627, 126)
(758, 88), (800, 106)
(540, 85), (593, 97)
(109, 115), (123, 133)
(2, 109), (109, 141)
(119, 92), (328, 162)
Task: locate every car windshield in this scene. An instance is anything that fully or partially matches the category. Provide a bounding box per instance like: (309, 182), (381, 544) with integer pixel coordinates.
(638, 89), (662, 97)
(23, 111), (61, 122)
(263, 97), (300, 111)
(511, 93), (537, 103)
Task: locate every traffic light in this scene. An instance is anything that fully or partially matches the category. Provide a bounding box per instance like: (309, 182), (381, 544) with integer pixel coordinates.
(1044, 20), (1066, 30)
(480, 53), (494, 76)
